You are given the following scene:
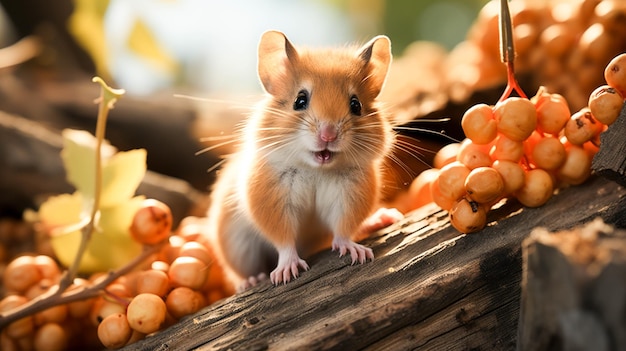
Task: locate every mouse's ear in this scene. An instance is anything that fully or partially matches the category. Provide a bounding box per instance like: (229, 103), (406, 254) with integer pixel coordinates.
(357, 35), (392, 98)
(258, 30), (298, 95)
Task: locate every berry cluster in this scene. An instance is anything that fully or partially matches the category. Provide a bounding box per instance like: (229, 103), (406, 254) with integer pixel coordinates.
(0, 200), (232, 350)
(425, 53), (626, 234)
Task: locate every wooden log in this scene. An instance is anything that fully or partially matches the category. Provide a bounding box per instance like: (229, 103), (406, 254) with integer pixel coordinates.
(592, 102), (626, 187)
(517, 219), (626, 351)
(123, 175), (626, 351)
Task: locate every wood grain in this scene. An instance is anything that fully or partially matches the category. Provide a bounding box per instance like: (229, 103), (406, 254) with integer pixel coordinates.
(592, 102), (626, 187)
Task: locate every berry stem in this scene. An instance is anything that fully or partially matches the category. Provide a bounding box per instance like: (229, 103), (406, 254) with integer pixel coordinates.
(498, 61), (528, 103)
(497, 0), (527, 103)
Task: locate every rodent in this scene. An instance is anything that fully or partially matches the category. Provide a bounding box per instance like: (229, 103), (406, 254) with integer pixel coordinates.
(205, 30), (400, 290)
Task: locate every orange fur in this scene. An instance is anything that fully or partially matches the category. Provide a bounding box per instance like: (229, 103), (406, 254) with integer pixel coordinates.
(205, 31), (395, 289)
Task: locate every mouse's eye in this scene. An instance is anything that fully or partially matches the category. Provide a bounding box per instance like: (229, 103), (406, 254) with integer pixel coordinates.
(294, 90), (309, 111)
(350, 95), (362, 116)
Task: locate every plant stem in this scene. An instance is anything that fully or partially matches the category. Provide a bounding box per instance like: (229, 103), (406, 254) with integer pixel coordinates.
(59, 78), (125, 291)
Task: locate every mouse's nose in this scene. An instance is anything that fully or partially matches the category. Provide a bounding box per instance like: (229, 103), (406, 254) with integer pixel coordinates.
(319, 123), (337, 142)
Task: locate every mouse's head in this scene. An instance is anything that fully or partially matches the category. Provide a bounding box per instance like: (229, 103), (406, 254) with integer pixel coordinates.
(254, 30), (394, 170)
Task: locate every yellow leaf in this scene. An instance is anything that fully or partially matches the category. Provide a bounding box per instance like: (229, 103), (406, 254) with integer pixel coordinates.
(127, 18), (179, 75)
(61, 129), (147, 207)
(46, 194), (144, 272)
(68, 0), (112, 79)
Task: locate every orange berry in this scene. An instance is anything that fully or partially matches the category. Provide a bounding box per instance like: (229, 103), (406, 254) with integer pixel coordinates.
(0, 295), (34, 339)
(433, 143), (461, 169)
(564, 108), (603, 145)
(165, 287), (206, 320)
(130, 199), (173, 245)
(494, 97), (537, 141)
(533, 89), (571, 135)
(436, 161), (471, 202)
(34, 323), (68, 351)
(588, 85), (623, 125)
(540, 23), (576, 58)
(179, 241), (213, 266)
(457, 139), (492, 169)
(98, 313), (132, 349)
(529, 135), (567, 171)
(464, 167), (505, 204)
(405, 168), (438, 211)
(492, 160), (525, 195)
(3, 255), (42, 294)
(605, 53), (626, 97)
(136, 269), (170, 297)
(461, 103), (497, 144)
(126, 293), (166, 335)
(168, 256), (208, 290)
(515, 169), (553, 207)
(490, 134), (524, 162)
(430, 177), (456, 211)
(449, 198), (487, 234)
(558, 144), (592, 185)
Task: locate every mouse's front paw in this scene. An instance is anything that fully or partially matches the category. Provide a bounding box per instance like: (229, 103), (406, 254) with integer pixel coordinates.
(270, 248), (309, 285)
(332, 237), (374, 264)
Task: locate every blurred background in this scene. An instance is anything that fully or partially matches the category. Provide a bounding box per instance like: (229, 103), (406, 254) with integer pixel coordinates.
(0, 0), (488, 96)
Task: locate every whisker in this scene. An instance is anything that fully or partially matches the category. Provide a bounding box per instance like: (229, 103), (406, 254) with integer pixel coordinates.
(255, 138), (300, 169)
(394, 137), (439, 154)
(256, 135), (299, 156)
(386, 152), (420, 179)
(206, 158), (228, 174)
(392, 126), (460, 143)
(173, 93), (262, 109)
(256, 127), (302, 133)
(200, 134), (237, 142)
(406, 118), (451, 123)
(195, 138), (241, 155)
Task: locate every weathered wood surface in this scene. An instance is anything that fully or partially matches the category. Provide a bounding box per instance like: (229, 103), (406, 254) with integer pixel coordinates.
(124, 175), (626, 351)
(518, 219), (626, 351)
(592, 102), (626, 187)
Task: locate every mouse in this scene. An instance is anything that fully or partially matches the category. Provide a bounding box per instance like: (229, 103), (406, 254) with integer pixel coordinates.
(205, 30), (402, 290)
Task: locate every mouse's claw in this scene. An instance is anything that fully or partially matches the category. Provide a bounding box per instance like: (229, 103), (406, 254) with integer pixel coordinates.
(270, 247), (309, 285)
(332, 237), (374, 264)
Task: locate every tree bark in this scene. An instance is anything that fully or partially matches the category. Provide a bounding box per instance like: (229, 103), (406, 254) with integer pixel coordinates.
(592, 102), (626, 187)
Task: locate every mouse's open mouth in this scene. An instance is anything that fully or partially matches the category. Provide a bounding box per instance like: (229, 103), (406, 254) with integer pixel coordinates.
(314, 149), (334, 164)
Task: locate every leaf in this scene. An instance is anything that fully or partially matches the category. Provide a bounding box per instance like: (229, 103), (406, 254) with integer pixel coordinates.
(61, 129), (147, 207)
(100, 148), (147, 207)
(127, 18), (179, 75)
(43, 193), (145, 272)
(38, 192), (86, 230)
(67, 0), (112, 79)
